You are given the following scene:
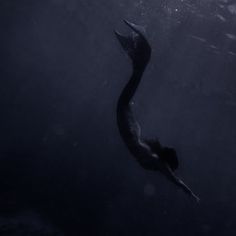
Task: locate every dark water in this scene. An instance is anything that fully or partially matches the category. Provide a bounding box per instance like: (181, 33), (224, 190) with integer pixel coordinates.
(0, 0), (236, 235)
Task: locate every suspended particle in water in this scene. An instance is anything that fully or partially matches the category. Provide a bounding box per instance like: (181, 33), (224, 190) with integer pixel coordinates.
(144, 183), (156, 196)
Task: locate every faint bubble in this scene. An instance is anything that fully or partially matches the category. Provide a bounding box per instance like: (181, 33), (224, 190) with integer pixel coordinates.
(216, 14), (226, 22)
(0, 212), (64, 235)
(201, 224), (211, 233)
(53, 125), (65, 136)
(42, 136), (48, 143)
(52, 0), (64, 5)
(228, 51), (236, 56)
(189, 35), (207, 43)
(228, 4), (236, 14)
(226, 33), (236, 40)
(218, 4), (225, 9)
(219, 0), (228, 3)
(212, 50), (220, 55)
(163, 210), (168, 215)
(66, 0), (77, 11)
(102, 80), (108, 87)
(209, 45), (218, 49)
(56, 128), (64, 135)
(73, 141), (78, 147)
(144, 183), (156, 196)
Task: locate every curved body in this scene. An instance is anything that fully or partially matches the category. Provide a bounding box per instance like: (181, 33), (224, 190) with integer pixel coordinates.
(116, 67), (155, 168)
(115, 20), (199, 201)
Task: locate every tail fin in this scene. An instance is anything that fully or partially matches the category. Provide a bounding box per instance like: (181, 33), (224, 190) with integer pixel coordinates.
(115, 20), (151, 69)
(114, 31), (137, 61)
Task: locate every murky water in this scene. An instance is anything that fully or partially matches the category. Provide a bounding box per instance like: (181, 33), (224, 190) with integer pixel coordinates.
(0, 0), (236, 235)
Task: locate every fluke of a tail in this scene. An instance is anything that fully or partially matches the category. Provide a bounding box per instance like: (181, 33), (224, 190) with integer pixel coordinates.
(115, 20), (151, 69)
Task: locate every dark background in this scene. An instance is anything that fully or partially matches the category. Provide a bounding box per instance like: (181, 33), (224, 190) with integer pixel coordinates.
(0, 0), (236, 235)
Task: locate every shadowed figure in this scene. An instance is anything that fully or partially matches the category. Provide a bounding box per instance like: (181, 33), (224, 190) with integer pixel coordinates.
(115, 20), (199, 202)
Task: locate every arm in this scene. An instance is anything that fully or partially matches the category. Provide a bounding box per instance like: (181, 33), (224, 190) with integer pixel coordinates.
(163, 164), (200, 202)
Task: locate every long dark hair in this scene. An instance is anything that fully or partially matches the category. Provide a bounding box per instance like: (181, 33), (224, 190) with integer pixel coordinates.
(145, 139), (179, 171)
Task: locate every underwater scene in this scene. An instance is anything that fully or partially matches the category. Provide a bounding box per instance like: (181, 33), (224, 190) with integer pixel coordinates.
(0, 0), (236, 235)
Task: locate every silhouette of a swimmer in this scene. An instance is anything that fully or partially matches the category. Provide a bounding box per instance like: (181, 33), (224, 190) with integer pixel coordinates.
(115, 20), (199, 202)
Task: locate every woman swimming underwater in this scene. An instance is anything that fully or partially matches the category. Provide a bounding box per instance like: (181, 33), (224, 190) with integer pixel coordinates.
(115, 20), (199, 202)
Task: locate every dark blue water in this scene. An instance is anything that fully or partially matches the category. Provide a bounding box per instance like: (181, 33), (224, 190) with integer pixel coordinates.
(0, 0), (236, 235)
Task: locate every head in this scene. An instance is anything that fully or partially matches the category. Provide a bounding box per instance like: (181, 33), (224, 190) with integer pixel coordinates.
(145, 139), (179, 171)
